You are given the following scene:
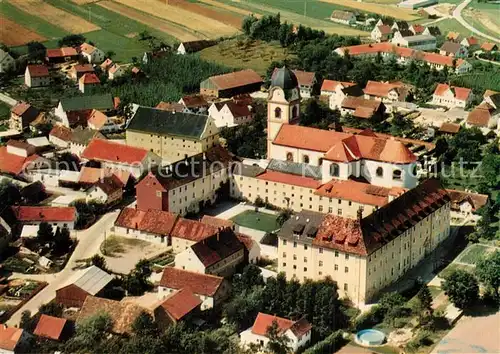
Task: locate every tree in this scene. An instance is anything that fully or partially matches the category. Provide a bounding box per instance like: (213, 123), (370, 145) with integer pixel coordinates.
(27, 41), (46, 62)
(65, 313), (113, 352)
(20, 310), (33, 330)
(37, 222), (54, 244)
(58, 34), (86, 47)
(39, 302), (63, 317)
(90, 254), (107, 271)
(442, 269), (479, 310)
(54, 227), (71, 252)
(233, 264), (264, 294)
(266, 320), (290, 354)
(378, 292), (405, 313)
(414, 285), (433, 322)
(277, 209), (293, 227)
(132, 311), (158, 336)
(475, 250), (500, 299)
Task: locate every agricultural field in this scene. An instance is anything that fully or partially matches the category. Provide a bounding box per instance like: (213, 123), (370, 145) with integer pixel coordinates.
(200, 39), (295, 75)
(451, 71), (500, 92)
(463, 1), (500, 40)
(434, 18), (476, 40)
(115, 0), (240, 38)
(8, 0), (100, 34)
(168, 0), (244, 29)
(319, 0), (420, 20)
(83, 29), (150, 62)
(199, 0), (263, 17)
(0, 16), (46, 46)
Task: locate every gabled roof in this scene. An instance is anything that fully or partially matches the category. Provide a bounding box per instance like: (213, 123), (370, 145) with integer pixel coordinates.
(462, 36), (478, 46)
(0, 325), (23, 351)
(61, 265), (113, 295)
(128, 106), (210, 140)
(321, 80), (355, 92)
(446, 31), (461, 41)
(60, 94), (114, 112)
(79, 73), (100, 85)
(73, 64), (94, 73)
(292, 70), (316, 86)
(180, 95), (208, 108)
(93, 175), (123, 195)
(34, 315), (67, 340)
(251, 313), (311, 338)
(46, 47), (78, 58)
(27, 64), (49, 77)
(363, 80), (405, 98)
(0, 147), (41, 175)
(12, 206), (76, 222)
(115, 208), (179, 236)
(79, 42), (98, 55)
(190, 230), (244, 267)
(446, 189), (488, 212)
(425, 26), (441, 36)
(410, 24), (425, 34)
(157, 289), (201, 321)
(87, 109), (107, 129)
(222, 101), (252, 117)
(439, 122), (461, 134)
(330, 10), (355, 20)
(433, 83), (471, 101)
(377, 25), (392, 35)
(481, 42), (498, 51)
(179, 40), (217, 53)
(257, 170), (321, 189)
(156, 101), (185, 112)
(81, 139), (150, 164)
(11, 102), (39, 121)
(200, 215), (234, 230)
(203, 69), (262, 90)
(159, 267), (224, 296)
(70, 127), (105, 145)
(171, 218), (220, 242)
(467, 102), (495, 127)
(100, 58), (113, 71)
(440, 41), (462, 54)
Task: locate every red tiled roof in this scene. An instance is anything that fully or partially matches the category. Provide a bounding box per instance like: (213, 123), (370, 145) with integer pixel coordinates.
(100, 58), (113, 71)
(251, 313), (294, 336)
(484, 89), (498, 98)
(439, 122), (461, 134)
(171, 218), (220, 242)
(207, 69), (262, 90)
(79, 166), (130, 186)
(315, 179), (406, 207)
(463, 36), (478, 45)
(159, 289), (201, 321)
(447, 31), (461, 41)
(236, 233), (255, 252)
(180, 95), (208, 108)
(224, 101), (252, 118)
(0, 325), (23, 351)
(159, 267), (224, 296)
(87, 109), (107, 129)
(481, 42), (497, 51)
(0, 147), (40, 175)
(115, 208), (179, 236)
(34, 314), (67, 341)
(200, 215), (234, 229)
(446, 189), (488, 212)
(81, 139), (149, 164)
(46, 47), (78, 58)
(12, 206), (76, 222)
(49, 125), (72, 142)
(79, 73), (100, 85)
(433, 83), (471, 101)
(156, 101), (185, 112)
(273, 124), (351, 152)
(11, 102), (31, 117)
(321, 80), (355, 92)
(364, 80), (403, 98)
(467, 103), (494, 127)
(257, 170), (321, 189)
(411, 24), (424, 34)
(73, 64), (94, 73)
(292, 70), (315, 86)
(27, 64), (49, 77)
(80, 43), (97, 55)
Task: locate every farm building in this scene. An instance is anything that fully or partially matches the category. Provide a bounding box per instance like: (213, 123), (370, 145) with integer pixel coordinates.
(10, 102), (40, 132)
(177, 40), (217, 55)
(54, 94), (115, 127)
(391, 33), (437, 51)
(200, 69), (263, 98)
(153, 289), (201, 328)
(330, 10), (356, 25)
(56, 266), (113, 307)
(78, 73), (101, 94)
(79, 43), (105, 64)
(398, 0), (437, 9)
(25, 65), (50, 88)
(11, 205), (77, 230)
(46, 47), (78, 64)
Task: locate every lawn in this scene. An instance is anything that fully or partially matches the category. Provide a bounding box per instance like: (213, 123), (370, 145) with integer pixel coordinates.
(101, 235), (150, 257)
(231, 210), (280, 232)
(439, 263), (473, 279)
(0, 1), (68, 39)
(84, 29), (149, 62)
(0, 102), (11, 121)
(200, 39), (295, 75)
(456, 243), (494, 265)
(434, 18), (473, 39)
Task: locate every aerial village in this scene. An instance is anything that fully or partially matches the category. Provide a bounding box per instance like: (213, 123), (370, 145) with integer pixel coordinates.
(0, 8), (498, 354)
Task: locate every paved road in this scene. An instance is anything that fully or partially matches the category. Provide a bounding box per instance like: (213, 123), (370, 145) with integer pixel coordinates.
(6, 211), (119, 327)
(452, 0), (500, 43)
(0, 92), (18, 106)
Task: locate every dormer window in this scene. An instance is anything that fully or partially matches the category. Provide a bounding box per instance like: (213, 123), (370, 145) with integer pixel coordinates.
(275, 107), (282, 118)
(393, 169), (402, 180)
(330, 163), (340, 177)
(303, 155), (310, 164)
(376, 167), (383, 177)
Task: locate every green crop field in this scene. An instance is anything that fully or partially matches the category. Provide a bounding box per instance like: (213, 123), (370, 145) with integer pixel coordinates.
(451, 71), (500, 93)
(0, 1), (68, 39)
(231, 210), (280, 232)
(434, 18), (474, 38)
(83, 29), (149, 62)
(0, 102), (11, 121)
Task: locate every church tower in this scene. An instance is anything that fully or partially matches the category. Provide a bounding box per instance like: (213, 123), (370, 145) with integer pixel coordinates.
(267, 67), (301, 159)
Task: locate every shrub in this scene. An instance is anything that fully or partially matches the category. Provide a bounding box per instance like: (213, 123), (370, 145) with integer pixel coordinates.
(353, 305), (385, 331)
(303, 330), (347, 354)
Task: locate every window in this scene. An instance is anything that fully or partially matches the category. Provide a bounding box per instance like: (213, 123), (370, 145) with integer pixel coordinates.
(330, 163), (340, 177)
(319, 271), (323, 275)
(293, 255), (297, 260)
(304, 257), (307, 262)
(335, 251), (339, 257)
(304, 267), (307, 272)
(334, 264), (338, 271)
(338, 209), (342, 215)
(393, 169), (402, 180)
(345, 266), (349, 273)
(344, 283), (348, 291)
(318, 158), (323, 166)
(156, 190), (162, 197)
(292, 105), (298, 118)
(376, 166), (384, 177)
(328, 207), (333, 213)
(304, 245), (308, 250)
(282, 240), (287, 245)
(319, 248), (323, 254)
(275, 107), (282, 118)
(319, 205), (323, 212)
(293, 265), (297, 270)
(286, 152), (293, 162)
(319, 261), (323, 267)
(283, 263), (286, 267)
(303, 155), (310, 164)
(345, 254), (349, 260)
(282, 252), (286, 258)
(293, 242), (297, 248)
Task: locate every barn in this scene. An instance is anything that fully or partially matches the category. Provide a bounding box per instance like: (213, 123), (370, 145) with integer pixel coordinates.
(200, 69), (263, 98)
(56, 266), (113, 307)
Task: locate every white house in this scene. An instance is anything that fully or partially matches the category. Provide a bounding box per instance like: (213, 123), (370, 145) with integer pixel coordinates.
(78, 73), (101, 93)
(208, 101), (254, 128)
(0, 49), (15, 73)
(79, 43), (105, 64)
(54, 94), (115, 128)
(293, 70), (317, 98)
(27, 168), (80, 188)
(330, 10), (356, 25)
(25, 65), (50, 88)
(108, 64), (125, 80)
(432, 84), (472, 108)
(391, 32), (436, 51)
(85, 175), (123, 205)
(69, 127), (105, 158)
(11, 206), (77, 230)
(240, 313), (312, 352)
(87, 110), (123, 132)
(371, 25), (393, 42)
(6, 140), (36, 157)
(176, 40), (217, 55)
(157, 267), (229, 310)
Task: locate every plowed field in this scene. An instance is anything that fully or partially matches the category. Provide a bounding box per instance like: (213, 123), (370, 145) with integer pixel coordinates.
(0, 16), (46, 46)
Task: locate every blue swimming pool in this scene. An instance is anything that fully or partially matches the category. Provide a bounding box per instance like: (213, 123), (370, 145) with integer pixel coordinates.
(355, 329), (386, 346)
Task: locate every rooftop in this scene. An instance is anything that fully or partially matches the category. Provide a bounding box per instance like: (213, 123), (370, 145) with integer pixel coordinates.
(0, 325), (23, 351)
(12, 206), (76, 222)
(33, 315), (67, 341)
(61, 265), (113, 295)
(157, 289), (201, 321)
(27, 64), (49, 77)
(60, 94), (114, 112)
(0, 147), (41, 175)
(204, 69), (262, 90)
(191, 230), (244, 267)
(81, 139), (150, 165)
(159, 267), (224, 296)
(115, 208), (179, 236)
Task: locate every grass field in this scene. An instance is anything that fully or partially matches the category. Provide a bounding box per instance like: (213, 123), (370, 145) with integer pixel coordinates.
(319, 0), (420, 20)
(435, 18), (475, 40)
(0, 102), (11, 121)
(83, 29), (150, 62)
(457, 244), (495, 265)
(231, 210), (280, 232)
(199, 0), (263, 17)
(0, 2), (68, 40)
(200, 39), (295, 75)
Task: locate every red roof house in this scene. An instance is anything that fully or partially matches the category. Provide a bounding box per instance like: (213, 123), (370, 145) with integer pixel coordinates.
(154, 289), (201, 327)
(34, 315), (67, 341)
(12, 206), (76, 224)
(0, 325), (25, 352)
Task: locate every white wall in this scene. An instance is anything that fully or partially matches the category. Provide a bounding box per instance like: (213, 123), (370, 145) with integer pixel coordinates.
(158, 286), (215, 310)
(175, 247), (206, 274)
(270, 144), (325, 166)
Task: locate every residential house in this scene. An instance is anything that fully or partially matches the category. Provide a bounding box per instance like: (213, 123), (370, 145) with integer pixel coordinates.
(170, 217), (227, 253)
(108, 64), (125, 80)
(54, 94), (115, 127)
(391, 32), (436, 51)
(0, 49), (15, 73)
(156, 101), (186, 113)
(409, 24), (425, 35)
(70, 64), (94, 80)
(334, 43), (472, 73)
(79, 43), (105, 64)
(363, 80), (411, 111)
(177, 40), (217, 55)
(158, 267), (229, 310)
(432, 83), (472, 108)
(391, 21), (409, 32)
(126, 106), (219, 162)
(69, 127), (105, 157)
(78, 166), (131, 188)
(81, 138), (161, 178)
(292, 70), (317, 98)
(46, 47), (78, 64)
(328, 82), (363, 110)
(439, 41), (468, 58)
(33, 315), (68, 341)
(277, 179), (450, 304)
(320, 80), (356, 97)
(78, 73), (100, 93)
(85, 175), (123, 205)
(460, 36), (479, 49)
(200, 69), (263, 98)
(87, 109), (122, 132)
(208, 100), (254, 128)
(26, 168), (80, 189)
(49, 125), (73, 148)
(466, 92), (500, 130)
(25, 65), (50, 88)
(77, 296), (146, 335)
(200, 215), (237, 232)
(0, 145), (46, 178)
(56, 266), (113, 307)
(240, 313), (312, 352)
(9, 102), (40, 131)
(236, 233), (261, 264)
(438, 122), (461, 135)
(20, 181), (47, 204)
(446, 31), (461, 42)
(178, 95), (209, 114)
(340, 96), (386, 120)
(6, 140), (36, 157)
(175, 229), (245, 277)
(423, 26), (441, 36)
(371, 25), (393, 42)
(447, 189), (488, 219)
(134, 146), (235, 215)
(481, 42), (498, 52)
(153, 289), (201, 328)
(12, 206), (77, 230)
(330, 10), (356, 25)
(0, 325), (28, 354)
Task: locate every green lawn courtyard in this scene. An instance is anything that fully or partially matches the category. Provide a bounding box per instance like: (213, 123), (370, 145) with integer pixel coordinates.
(231, 210), (280, 232)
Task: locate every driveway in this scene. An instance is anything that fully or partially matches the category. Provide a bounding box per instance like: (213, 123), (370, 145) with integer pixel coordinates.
(6, 211), (119, 327)
(452, 0), (500, 42)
